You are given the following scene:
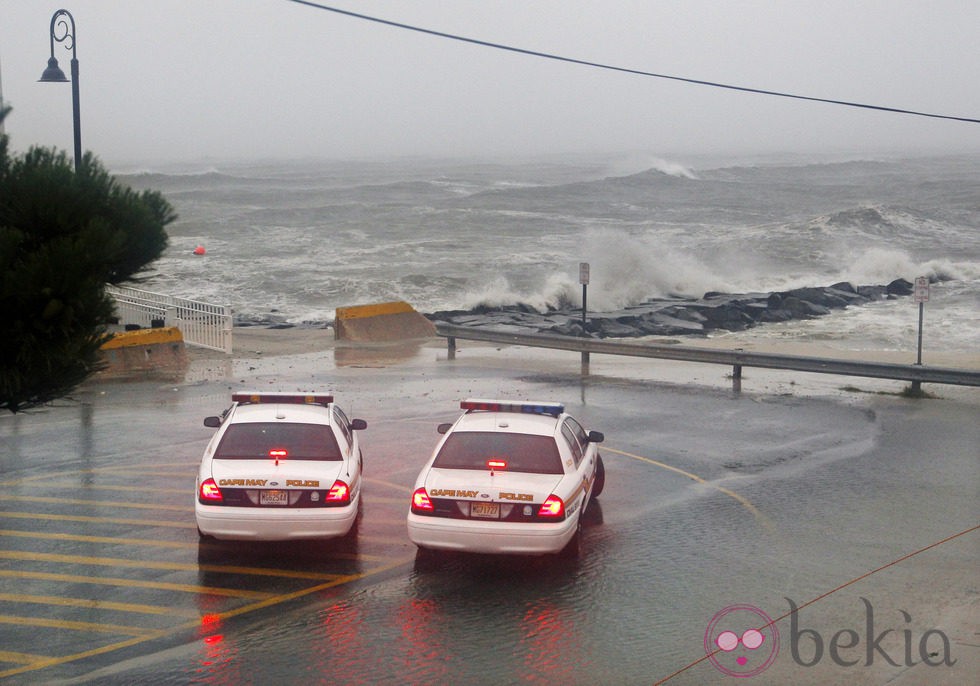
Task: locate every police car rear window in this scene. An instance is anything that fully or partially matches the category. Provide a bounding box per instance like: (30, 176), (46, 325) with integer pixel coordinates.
(214, 423), (342, 461)
(433, 432), (563, 474)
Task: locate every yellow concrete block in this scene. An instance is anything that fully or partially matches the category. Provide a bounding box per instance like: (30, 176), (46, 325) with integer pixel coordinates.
(97, 326), (187, 379)
(335, 301), (416, 320)
(101, 326), (183, 350)
(334, 301), (436, 341)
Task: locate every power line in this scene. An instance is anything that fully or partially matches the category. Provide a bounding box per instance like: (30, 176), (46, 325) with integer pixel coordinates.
(286, 0), (980, 125)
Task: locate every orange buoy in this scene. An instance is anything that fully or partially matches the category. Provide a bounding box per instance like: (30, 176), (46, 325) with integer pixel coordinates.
(193, 245), (206, 255)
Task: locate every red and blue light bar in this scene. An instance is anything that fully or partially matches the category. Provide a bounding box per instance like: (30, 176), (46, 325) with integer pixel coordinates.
(232, 392), (333, 406)
(460, 399), (564, 417)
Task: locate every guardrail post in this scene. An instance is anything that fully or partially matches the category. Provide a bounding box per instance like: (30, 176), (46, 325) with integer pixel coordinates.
(732, 364), (742, 393)
(581, 351), (590, 376)
(447, 336), (456, 360)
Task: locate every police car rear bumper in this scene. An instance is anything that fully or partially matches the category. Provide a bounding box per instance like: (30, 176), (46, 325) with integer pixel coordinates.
(196, 498), (358, 541)
(407, 513), (577, 555)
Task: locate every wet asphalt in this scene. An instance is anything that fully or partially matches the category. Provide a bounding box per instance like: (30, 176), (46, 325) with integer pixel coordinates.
(0, 345), (976, 685)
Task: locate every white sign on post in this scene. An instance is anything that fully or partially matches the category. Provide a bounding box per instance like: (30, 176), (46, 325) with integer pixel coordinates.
(913, 276), (930, 303)
(579, 262), (590, 285)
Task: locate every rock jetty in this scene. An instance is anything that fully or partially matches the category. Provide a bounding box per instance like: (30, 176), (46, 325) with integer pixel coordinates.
(427, 278), (916, 338)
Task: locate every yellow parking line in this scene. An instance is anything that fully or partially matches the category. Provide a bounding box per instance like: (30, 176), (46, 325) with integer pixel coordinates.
(38, 483), (188, 495)
(368, 495), (410, 505)
(0, 464), (196, 487)
(0, 511), (196, 529)
(0, 554), (416, 681)
(0, 593), (200, 617)
(361, 534), (416, 547)
(0, 495), (187, 511)
(97, 464), (198, 472)
(212, 555), (415, 623)
(0, 650), (47, 665)
(0, 529), (197, 549)
(0, 615), (155, 636)
(363, 516), (409, 528)
(0, 570), (273, 599)
(605, 447), (773, 531)
(364, 476), (411, 493)
(0, 632), (170, 679)
(0, 550), (350, 581)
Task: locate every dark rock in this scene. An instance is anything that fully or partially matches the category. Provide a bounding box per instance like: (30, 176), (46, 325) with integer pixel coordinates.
(548, 321), (588, 337)
(781, 296), (831, 318)
(887, 278), (914, 296)
(595, 320), (643, 338)
(636, 313), (704, 335)
(856, 285), (887, 300)
(758, 308), (796, 323)
(429, 280), (914, 339)
(783, 287), (850, 309)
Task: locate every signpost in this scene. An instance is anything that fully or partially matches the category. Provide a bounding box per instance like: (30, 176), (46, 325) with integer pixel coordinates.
(580, 262), (590, 374)
(911, 276), (929, 393)
(913, 276), (929, 365)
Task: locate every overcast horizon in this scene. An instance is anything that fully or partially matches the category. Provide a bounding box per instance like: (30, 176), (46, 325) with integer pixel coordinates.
(2, 1), (978, 167)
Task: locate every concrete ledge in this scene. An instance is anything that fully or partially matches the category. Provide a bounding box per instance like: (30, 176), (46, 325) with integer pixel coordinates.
(98, 326), (188, 378)
(334, 301), (437, 342)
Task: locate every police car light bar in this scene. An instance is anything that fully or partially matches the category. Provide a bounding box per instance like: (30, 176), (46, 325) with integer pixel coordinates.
(460, 399), (564, 417)
(232, 392), (333, 406)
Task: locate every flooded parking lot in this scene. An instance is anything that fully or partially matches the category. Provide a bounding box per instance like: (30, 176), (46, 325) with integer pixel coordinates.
(0, 343), (976, 684)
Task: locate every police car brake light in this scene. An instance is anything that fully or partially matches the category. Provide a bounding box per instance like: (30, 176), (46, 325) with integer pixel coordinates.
(411, 487), (434, 512)
(487, 459), (508, 470)
(460, 399), (564, 417)
(538, 494), (565, 518)
(199, 478), (223, 503)
(325, 480), (350, 504)
(232, 392), (333, 406)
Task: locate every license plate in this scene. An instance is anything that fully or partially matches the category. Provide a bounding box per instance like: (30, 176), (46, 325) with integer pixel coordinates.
(260, 490), (289, 506)
(470, 502), (499, 519)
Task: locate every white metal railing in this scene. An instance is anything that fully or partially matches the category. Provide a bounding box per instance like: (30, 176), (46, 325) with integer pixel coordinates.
(436, 323), (980, 391)
(107, 285), (233, 354)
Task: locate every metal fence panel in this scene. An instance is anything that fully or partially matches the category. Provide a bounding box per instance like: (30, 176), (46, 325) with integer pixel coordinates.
(107, 285), (232, 354)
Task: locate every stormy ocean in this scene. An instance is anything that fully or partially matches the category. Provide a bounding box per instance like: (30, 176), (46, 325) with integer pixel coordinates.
(119, 153), (979, 354)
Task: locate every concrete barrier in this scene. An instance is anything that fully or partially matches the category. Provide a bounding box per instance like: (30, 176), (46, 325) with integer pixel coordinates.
(98, 326), (188, 378)
(334, 301), (437, 342)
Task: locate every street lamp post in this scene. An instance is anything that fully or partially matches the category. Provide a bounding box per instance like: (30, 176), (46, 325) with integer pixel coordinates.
(39, 9), (81, 173)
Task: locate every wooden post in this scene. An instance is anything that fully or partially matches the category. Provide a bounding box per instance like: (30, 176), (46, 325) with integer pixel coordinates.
(447, 335), (456, 360)
(733, 364), (742, 393)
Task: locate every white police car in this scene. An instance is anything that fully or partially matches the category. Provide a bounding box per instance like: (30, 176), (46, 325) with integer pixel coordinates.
(195, 392), (367, 541)
(407, 399), (605, 556)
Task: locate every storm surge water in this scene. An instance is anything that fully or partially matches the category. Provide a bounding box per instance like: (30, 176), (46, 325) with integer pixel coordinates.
(119, 154), (979, 353)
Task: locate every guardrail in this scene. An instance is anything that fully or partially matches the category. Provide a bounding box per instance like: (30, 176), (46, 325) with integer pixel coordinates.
(435, 323), (980, 392)
(107, 285), (232, 354)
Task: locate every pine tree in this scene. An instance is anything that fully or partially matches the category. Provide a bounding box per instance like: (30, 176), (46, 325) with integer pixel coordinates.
(0, 107), (176, 412)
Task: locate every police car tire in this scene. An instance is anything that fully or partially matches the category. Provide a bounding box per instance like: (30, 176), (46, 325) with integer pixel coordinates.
(559, 520), (583, 558)
(591, 454), (605, 499)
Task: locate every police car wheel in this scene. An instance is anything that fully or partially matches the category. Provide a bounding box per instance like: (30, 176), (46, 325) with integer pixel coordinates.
(558, 519), (583, 559)
(591, 454), (605, 499)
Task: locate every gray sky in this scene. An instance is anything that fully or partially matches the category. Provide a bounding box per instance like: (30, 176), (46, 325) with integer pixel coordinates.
(2, 0), (978, 166)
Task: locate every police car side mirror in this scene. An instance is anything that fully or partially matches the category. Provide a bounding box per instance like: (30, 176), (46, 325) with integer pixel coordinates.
(587, 430), (604, 444)
(350, 419), (367, 431)
(437, 423), (452, 434)
(204, 416), (222, 428)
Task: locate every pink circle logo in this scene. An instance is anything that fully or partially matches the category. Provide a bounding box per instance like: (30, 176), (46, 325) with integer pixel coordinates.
(704, 604), (779, 677)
